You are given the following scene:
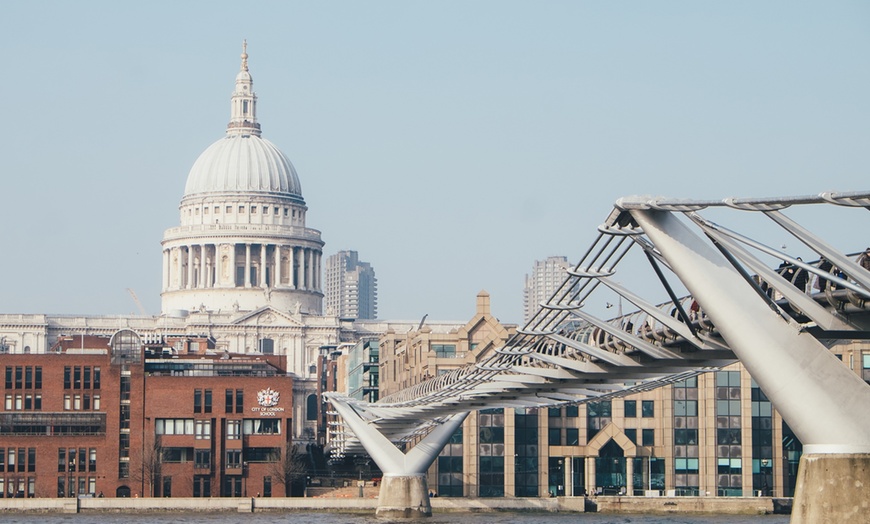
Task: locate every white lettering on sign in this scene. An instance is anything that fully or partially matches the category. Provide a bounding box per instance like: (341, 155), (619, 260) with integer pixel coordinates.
(251, 406), (285, 417)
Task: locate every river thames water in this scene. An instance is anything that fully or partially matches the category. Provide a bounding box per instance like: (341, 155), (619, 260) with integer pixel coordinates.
(0, 513), (789, 524)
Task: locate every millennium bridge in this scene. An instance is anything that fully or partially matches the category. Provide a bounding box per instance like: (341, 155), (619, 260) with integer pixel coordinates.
(326, 191), (870, 522)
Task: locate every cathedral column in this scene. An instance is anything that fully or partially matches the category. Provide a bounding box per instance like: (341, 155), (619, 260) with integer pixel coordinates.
(315, 251), (321, 290)
(229, 243), (237, 287)
(212, 245), (220, 288)
(205, 245), (213, 288)
(162, 249), (169, 292)
(245, 243), (252, 288)
(305, 249), (314, 289)
(186, 245), (194, 289)
(260, 244), (268, 287)
(296, 247), (304, 290)
(194, 244), (205, 289)
(176, 247), (184, 290)
(275, 245), (282, 288)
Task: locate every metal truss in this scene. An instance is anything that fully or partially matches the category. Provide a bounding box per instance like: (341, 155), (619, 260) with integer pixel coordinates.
(327, 191), (870, 458)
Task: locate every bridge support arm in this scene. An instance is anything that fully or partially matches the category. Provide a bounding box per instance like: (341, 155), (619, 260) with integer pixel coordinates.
(328, 396), (468, 517)
(631, 208), (870, 523)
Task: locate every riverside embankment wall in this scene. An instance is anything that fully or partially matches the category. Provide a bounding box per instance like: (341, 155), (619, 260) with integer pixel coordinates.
(0, 496), (789, 515)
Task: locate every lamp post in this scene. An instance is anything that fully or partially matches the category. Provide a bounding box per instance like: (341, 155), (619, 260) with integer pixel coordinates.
(243, 461), (248, 497)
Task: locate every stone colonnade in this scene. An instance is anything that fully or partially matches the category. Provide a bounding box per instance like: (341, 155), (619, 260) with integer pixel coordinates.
(162, 243), (321, 292)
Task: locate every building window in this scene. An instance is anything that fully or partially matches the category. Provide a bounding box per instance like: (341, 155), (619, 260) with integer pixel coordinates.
(239, 206), (245, 213)
(195, 420), (211, 439)
(120, 405), (130, 429)
(156, 419), (195, 435)
(624, 428), (636, 444)
(515, 408), (539, 497)
(204, 389), (212, 413)
(587, 401), (611, 440)
(193, 475), (211, 497)
(306, 394), (317, 421)
(226, 450), (242, 468)
(479, 408), (505, 497)
(225, 389), (233, 413)
(548, 428), (561, 446)
(226, 206), (232, 213)
(194, 389), (202, 413)
(243, 419), (280, 435)
(642, 429), (655, 446)
(563, 428), (578, 446)
(432, 344), (457, 358)
(227, 420), (241, 440)
(716, 370), (743, 496)
(195, 450), (211, 469)
(437, 427), (463, 497)
(642, 400), (655, 418)
(624, 400), (636, 418)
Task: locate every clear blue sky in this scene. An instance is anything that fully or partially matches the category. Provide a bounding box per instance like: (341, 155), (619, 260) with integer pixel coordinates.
(0, 1), (868, 324)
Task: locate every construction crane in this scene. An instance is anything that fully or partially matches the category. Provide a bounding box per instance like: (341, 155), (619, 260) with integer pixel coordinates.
(126, 288), (147, 316)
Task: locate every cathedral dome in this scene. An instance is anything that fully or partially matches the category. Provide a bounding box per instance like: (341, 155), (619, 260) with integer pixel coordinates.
(183, 134), (303, 198)
(182, 40), (303, 200)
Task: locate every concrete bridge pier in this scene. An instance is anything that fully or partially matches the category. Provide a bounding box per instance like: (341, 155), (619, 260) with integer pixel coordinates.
(327, 396), (469, 517)
(629, 208), (870, 524)
(791, 453), (870, 524)
(376, 474), (432, 518)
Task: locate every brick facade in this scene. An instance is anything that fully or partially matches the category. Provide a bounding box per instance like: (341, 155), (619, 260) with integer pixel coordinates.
(0, 332), (295, 499)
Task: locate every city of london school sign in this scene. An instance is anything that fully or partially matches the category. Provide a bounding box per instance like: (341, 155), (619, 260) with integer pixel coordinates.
(252, 387), (285, 416)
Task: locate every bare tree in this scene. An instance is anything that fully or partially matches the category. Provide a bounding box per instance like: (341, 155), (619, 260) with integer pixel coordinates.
(128, 435), (163, 497)
(268, 442), (308, 496)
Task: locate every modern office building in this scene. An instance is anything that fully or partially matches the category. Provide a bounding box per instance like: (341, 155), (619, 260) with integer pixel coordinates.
(346, 340), (380, 402)
(523, 257), (573, 325)
(377, 295), (870, 500)
(324, 251), (378, 320)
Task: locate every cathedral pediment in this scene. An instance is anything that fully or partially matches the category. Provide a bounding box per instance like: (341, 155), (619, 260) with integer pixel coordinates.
(230, 306), (304, 327)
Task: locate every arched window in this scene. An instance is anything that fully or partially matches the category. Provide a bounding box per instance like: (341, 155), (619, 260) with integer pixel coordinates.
(110, 329), (141, 365)
(306, 394), (318, 421)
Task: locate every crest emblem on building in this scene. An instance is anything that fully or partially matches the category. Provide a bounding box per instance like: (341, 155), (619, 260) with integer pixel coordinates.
(257, 388), (280, 407)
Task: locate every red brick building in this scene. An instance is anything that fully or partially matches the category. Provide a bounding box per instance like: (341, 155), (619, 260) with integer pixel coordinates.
(0, 330), (295, 498)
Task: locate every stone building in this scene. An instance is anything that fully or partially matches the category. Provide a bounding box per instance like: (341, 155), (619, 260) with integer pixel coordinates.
(376, 296), (870, 500)
(0, 43), (351, 445)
